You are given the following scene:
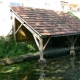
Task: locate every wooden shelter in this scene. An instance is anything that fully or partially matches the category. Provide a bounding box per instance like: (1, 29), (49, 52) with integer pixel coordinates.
(10, 6), (80, 62)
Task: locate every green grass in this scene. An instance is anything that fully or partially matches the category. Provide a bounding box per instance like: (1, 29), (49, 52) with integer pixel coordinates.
(0, 37), (38, 58)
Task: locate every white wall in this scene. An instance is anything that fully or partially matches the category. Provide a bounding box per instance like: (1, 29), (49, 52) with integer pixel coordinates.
(0, 0), (23, 36)
(0, 0), (11, 36)
(23, 0), (61, 10)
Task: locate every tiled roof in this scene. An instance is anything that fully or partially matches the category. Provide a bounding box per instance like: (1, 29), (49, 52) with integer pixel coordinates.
(11, 6), (80, 36)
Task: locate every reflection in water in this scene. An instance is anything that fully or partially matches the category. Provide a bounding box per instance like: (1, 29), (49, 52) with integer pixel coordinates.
(39, 64), (46, 80)
(38, 55), (80, 80)
(70, 56), (76, 68)
(0, 55), (80, 80)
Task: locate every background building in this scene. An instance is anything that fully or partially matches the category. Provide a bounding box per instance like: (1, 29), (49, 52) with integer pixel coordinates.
(0, 0), (22, 36)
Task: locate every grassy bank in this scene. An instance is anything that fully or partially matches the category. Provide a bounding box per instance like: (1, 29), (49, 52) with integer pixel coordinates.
(0, 37), (38, 58)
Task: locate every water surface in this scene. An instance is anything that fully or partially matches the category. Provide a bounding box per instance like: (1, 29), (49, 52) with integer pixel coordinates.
(0, 55), (80, 80)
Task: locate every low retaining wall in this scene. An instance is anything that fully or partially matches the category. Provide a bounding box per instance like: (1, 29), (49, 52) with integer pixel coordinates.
(0, 47), (80, 66)
(0, 52), (40, 66)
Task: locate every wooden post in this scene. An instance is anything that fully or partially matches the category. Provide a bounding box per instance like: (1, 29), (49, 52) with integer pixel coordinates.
(70, 44), (75, 55)
(38, 38), (46, 64)
(12, 14), (16, 41)
(67, 36), (76, 56)
(40, 38), (44, 60)
(12, 13), (15, 40)
(70, 36), (75, 55)
(14, 18), (16, 41)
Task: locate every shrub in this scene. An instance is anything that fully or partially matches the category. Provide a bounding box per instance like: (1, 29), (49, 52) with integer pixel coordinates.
(0, 37), (38, 58)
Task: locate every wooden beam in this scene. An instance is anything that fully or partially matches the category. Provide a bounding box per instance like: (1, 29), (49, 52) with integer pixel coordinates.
(73, 35), (78, 45)
(66, 36), (77, 55)
(7, 28), (12, 36)
(33, 34), (40, 50)
(12, 15), (16, 40)
(15, 23), (23, 34)
(43, 37), (51, 50)
(39, 38), (44, 60)
(67, 36), (73, 45)
(67, 35), (78, 45)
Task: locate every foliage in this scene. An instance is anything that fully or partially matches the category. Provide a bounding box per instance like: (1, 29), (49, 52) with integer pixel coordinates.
(68, 12), (79, 19)
(27, 44), (36, 52)
(0, 60), (39, 80)
(0, 37), (38, 58)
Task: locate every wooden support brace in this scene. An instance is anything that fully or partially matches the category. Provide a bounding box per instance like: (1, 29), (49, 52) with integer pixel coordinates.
(67, 35), (78, 55)
(67, 36), (74, 46)
(67, 35), (78, 46)
(33, 34), (40, 50)
(73, 35), (78, 45)
(7, 29), (12, 36)
(43, 37), (51, 50)
(15, 23), (23, 34)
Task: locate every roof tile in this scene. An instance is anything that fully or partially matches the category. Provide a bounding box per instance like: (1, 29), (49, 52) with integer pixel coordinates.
(11, 6), (80, 36)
